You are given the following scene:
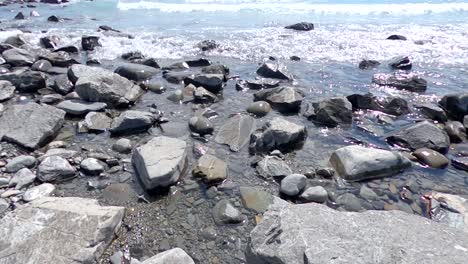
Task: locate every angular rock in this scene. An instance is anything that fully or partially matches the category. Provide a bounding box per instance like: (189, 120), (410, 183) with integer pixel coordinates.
(9, 168), (36, 190)
(250, 117), (307, 154)
(185, 58), (211, 67)
(373, 72), (427, 92)
(246, 201), (468, 264)
(212, 199), (244, 224)
(430, 192), (468, 233)
(444, 121), (466, 143)
(5, 155), (36, 173)
(115, 63), (159, 82)
(439, 93), (468, 121)
(0, 197), (124, 264)
(280, 174), (307, 196)
(51, 74), (73, 95)
(40, 36), (59, 49)
(141, 248), (194, 264)
(80, 158), (104, 175)
(56, 100), (107, 115)
(202, 64), (229, 76)
(188, 116), (214, 135)
(256, 62), (292, 80)
(22, 183), (55, 202)
(299, 186), (328, 203)
(193, 154), (227, 183)
(239, 186), (275, 213)
(0, 80), (15, 101)
(0, 70), (46, 93)
(285, 22), (314, 31)
(247, 101), (272, 117)
(81, 36), (101, 51)
(311, 97), (353, 127)
(70, 65), (144, 106)
(184, 74), (224, 94)
(1, 47), (35, 66)
(3, 36), (25, 47)
(37, 156), (76, 182)
(413, 148), (449, 168)
(415, 103), (447, 122)
(358, 59), (380, 69)
(387, 121), (450, 153)
(452, 156), (468, 171)
(347, 93), (410, 116)
(193, 86), (218, 103)
(110, 110), (154, 135)
(84, 112), (112, 132)
(330, 145), (411, 181)
(132, 136), (188, 189)
(55, 45), (79, 53)
(215, 114), (256, 152)
(253, 86), (304, 113)
(256, 155), (292, 179)
(389, 56), (412, 70)
(236, 79), (280, 91)
(38, 148), (79, 162)
(39, 51), (79, 67)
(0, 103), (65, 149)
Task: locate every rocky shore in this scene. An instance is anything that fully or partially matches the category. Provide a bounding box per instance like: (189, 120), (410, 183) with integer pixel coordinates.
(0, 5), (468, 264)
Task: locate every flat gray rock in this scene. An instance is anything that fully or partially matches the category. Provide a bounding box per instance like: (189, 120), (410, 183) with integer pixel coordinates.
(0, 197), (124, 264)
(1, 47), (35, 66)
(0, 80), (15, 101)
(330, 145), (411, 181)
(132, 136), (188, 189)
(215, 114), (256, 152)
(70, 64), (144, 106)
(115, 63), (159, 82)
(22, 183), (56, 202)
(84, 111), (112, 132)
(387, 121), (450, 153)
(256, 155), (292, 179)
(0, 103), (65, 149)
(37, 156), (76, 182)
(0, 70), (46, 93)
(56, 100), (107, 116)
(254, 86), (304, 113)
(110, 110), (154, 135)
(141, 248), (194, 264)
(246, 201), (468, 264)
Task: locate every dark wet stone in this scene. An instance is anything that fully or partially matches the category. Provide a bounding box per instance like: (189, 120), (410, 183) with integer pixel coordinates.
(81, 36), (101, 51)
(373, 72), (427, 92)
(47, 15), (61, 22)
(256, 155), (292, 179)
(315, 167), (335, 178)
(54, 46), (79, 53)
(114, 63), (159, 82)
(31, 59), (52, 72)
(256, 62), (292, 80)
(389, 56), (412, 70)
(39, 51), (79, 67)
(56, 100), (107, 116)
(14, 12), (25, 20)
(2, 47), (35, 66)
(444, 121), (466, 143)
(213, 200), (244, 224)
(336, 193), (362, 211)
(193, 87), (218, 104)
(110, 110), (154, 135)
(197, 40), (219, 51)
(0, 80), (15, 101)
(189, 116), (214, 135)
(310, 97), (353, 127)
(99, 25), (121, 32)
(51, 74), (73, 95)
(147, 83), (166, 94)
(236, 79), (280, 91)
(253, 86), (304, 113)
(193, 154), (227, 183)
(439, 93), (468, 121)
(452, 156), (468, 171)
(387, 35), (407, 40)
(40, 36), (59, 49)
(415, 103), (447, 122)
(247, 101), (272, 117)
(184, 74), (224, 94)
(359, 59), (380, 69)
(202, 64), (229, 76)
(387, 121), (450, 153)
(413, 148), (449, 169)
(299, 186), (328, 203)
(141, 58), (160, 68)
(285, 22), (314, 31)
(347, 93), (410, 116)
(280, 174), (307, 196)
(290, 56), (301, 61)
(215, 114), (256, 152)
(186, 58), (211, 67)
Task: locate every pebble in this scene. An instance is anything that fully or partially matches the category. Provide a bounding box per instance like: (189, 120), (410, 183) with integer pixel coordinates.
(5, 155), (37, 173)
(280, 174), (307, 196)
(213, 199), (244, 224)
(413, 148), (449, 168)
(112, 138), (133, 154)
(189, 116), (214, 135)
(9, 168), (36, 190)
(247, 101), (272, 117)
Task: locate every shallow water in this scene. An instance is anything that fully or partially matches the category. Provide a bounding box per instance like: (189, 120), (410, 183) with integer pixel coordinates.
(1, 0), (468, 263)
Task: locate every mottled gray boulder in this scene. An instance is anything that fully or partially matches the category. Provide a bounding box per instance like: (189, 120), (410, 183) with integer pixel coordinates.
(110, 110), (154, 135)
(415, 103), (447, 122)
(5, 155), (36, 173)
(22, 183), (56, 202)
(246, 201), (468, 264)
(285, 22), (314, 31)
(56, 100), (107, 115)
(193, 154), (227, 183)
(184, 74), (224, 94)
(247, 101), (272, 117)
(0, 103), (65, 149)
(141, 248), (194, 264)
(9, 168), (36, 190)
(256, 62), (292, 80)
(373, 72), (427, 92)
(280, 174), (307, 196)
(215, 114), (256, 151)
(83, 112), (112, 132)
(80, 158), (105, 176)
(115, 63), (159, 82)
(330, 145), (411, 181)
(213, 199), (244, 224)
(37, 156), (76, 182)
(0, 80), (15, 101)
(70, 64), (144, 106)
(0, 70), (46, 93)
(0, 197), (124, 264)
(250, 117), (307, 154)
(132, 136), (188, 189)
(387, 121), (450, 153)
(256, 155), (292, 179)
(311, 97), (353, 127)
(254, 86), (304, 113)
(413, 148), (449, 168)
(1, 47), (35, 66)
(439, 93), (468, 121)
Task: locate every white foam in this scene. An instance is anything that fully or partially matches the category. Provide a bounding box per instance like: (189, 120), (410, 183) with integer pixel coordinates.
(0, 30), (24, 42)
(117, 1), (468, 15)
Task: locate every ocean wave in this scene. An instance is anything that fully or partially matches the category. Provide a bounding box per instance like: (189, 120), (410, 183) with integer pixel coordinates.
(117, 1), (468, 15)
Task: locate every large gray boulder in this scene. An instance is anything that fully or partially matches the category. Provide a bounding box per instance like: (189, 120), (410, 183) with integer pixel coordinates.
(387, 121), (450, 153)
(250, 117), (307, 154)
(253, 86), (304, 113)
(246, 201), (468, 264)
(115, 63), (159, 82)
(330, 145), (411, 181)
(311, 97), (353, 127)
(132, 136), (188, 189)
(110, 110), (154, 135)
(0, 103), (65, 149)
(56, 100), (107, 115)
(69, 64), (144, 107)
(347, 93), (410, 116)
(0, 197), (124, 264)
(215, 114), (256, 152)
(141, 248), (194, 264)
(0, 70), (46, 93)
(1, 47), (35, 66)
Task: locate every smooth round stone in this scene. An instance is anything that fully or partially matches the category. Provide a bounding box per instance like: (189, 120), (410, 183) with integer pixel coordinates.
(23, 183), (56, 202)
(444, 121), (466, 143)
(80, 158), (104, 175)
(247, 101), (272, 117)
(299, 186), (328, 203)
(280, 174), (307, 196)
(5, 155), (37, 173)
(167, 90), (184, 103)
(147, 83), (166, 94)
(413, 148), (449, 169)
(189, 116), (214, 135)
(113, 138), (133, 154)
